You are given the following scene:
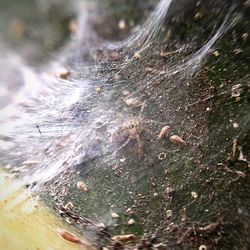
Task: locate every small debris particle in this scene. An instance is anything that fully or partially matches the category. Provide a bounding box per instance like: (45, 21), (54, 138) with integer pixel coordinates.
(206, 107), (211, 111)
(120, 158), (126, 163)
(118, 19), (126, 30)
(111, 212), (120, 219)
(238, 146), (248, 163)
(170, 135), (187, 145)
(212, 50), (219, 57)
(123, 96), (141, 107)
(160, 49), (180, 58)
(122, 90), (130, 96)
(157, 126), (170, 139)
(199, 245), (207, 250)
(198, 222), (220, 233)
(96, 86), (102, 93)
(158, 152), (167, 160)
(114, 74), (121, 80)
(242, 32), (248, 40)
(64, 202), (73, 210)
(191, 191), (198, 199)
(233, 122), (239, 128)
(194, 11), (203, 19)
(231, 84), (242, 98)
(69, 19), (78, 33)
(166, 209), (173, 218)
(55, 68), (70, 79)
(133, 52), (141, 60)
(22, 160), (39, 166)
(127, 218), (135, 225)
(232, 138), (237, 157)
(125, 208), (134, 215)
(233, 48), (242, 54)
(165, 187), (175, 195)
(153, 243), (167, 250)
(145, 67), (154, 72)
(235, 170), (246, 178)
(160, 51), (171, 57)
(112, 234), (135, 242)
(77, 181), (89, 192)
(65, 217), (73, 224)
(153, 192), (158, 197)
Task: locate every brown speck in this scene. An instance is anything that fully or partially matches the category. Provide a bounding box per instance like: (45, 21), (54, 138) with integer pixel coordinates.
(55, 68), (70, 79)
(170, 135), (187, 145)
(69, 19), (78, 33)
(157, 126), (170, 139)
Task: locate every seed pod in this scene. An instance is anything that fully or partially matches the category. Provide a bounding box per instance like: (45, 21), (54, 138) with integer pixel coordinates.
(57, 229), (83, 244)
(170, 135), (187, 145)
(157, 126), (170, 139)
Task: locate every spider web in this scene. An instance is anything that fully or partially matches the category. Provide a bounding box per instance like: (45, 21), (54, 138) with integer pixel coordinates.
(0, 0), (249, 249)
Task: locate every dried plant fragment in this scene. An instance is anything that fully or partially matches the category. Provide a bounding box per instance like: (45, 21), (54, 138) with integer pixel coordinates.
(112, 234), (135, 242)
(157, 126), (170, 139)
(170, 135), (187, 145)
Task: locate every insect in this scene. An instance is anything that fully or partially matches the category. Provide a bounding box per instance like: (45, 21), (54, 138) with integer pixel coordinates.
(111, 119), (144, 158)
(111, 101), (165, 158)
